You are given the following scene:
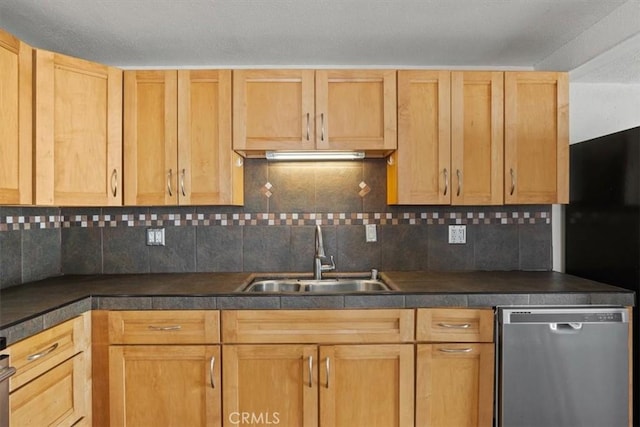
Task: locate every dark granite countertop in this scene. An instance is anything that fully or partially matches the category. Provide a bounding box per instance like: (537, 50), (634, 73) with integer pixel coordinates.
(0, 271), (634, 345)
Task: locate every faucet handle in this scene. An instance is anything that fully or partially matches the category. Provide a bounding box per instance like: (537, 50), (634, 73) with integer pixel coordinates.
(322, 255), (336, 272)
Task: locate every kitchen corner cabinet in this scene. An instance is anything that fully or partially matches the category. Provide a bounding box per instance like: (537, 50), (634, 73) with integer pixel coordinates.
(389, 70), (504, 205)
(416, 308), (494, 427)
(34, 49), (122, 206)
(124, 69), (243, 206)
(233, 69), (396, 157)
(3, 314), (91, 427)
(106, 311), (221, 427)
(0, 29), (32, 205)
(504, 71), (569, 204)
(222, 309), (414, 427)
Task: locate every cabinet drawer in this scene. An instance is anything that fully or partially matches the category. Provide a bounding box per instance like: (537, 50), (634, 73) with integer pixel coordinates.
(109, 310), (220, 344)
(222, 309), (414, 343)
(417, 309), (494, 342)
(6, 315), (86, 391)
(10, 352), (86, 427)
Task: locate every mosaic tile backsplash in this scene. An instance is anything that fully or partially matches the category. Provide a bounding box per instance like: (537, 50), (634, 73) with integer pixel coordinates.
(0, 159), (552, 289)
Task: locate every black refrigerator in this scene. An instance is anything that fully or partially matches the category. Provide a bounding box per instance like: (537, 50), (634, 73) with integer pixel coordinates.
(565, 125), (640, 426)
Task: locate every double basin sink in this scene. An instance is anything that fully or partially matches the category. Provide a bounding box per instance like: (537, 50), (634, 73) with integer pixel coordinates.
(242, 274), (394, 293)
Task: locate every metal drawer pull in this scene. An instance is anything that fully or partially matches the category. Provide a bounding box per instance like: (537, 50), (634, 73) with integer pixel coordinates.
(321, 113), (325, 142)
(27, 342), (59, 362)
(180, 169), (186, 197)
(437, 322), (471, 329)
(456, 169), (462, 197)
(111, 169), (118, 197)
(148, 325), (182, 331)
(510, 168), (516, 195)
(308, 356), (313, 388)
(443, 168), (448, 196)
(167, 169), (173, 197)
(325, 357), (330, 389)
(210, 356), (216, 388)
(306, 113), (310, 141)
(439, 348), (473, 353)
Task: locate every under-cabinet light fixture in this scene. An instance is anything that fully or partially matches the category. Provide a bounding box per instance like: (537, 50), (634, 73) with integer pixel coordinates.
(265, 151), (366, 161)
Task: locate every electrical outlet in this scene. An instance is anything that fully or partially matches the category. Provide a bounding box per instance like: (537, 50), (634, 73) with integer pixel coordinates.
(365, 224), (377, 242)
(146, 228), (166, 246)
(448, 225), (466, 244)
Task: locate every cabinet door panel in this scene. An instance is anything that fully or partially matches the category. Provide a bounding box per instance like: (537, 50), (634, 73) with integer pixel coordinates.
(505, 71), (568, 204)
(223, 345), (317, 427)
(319, 344), (414, 427)
(451, 71), (504, 205)
(416, 343), (494, 427)
(178, 70), (242, 205)
(124, 70), (178, 205)
(389, 70), (450, 204)
(35, 50), (122, 206)
(109, 345), (220, 427)
(316, 70), (396, 152)
(233, 69), (315, 153)
(0, 29), (31, 204)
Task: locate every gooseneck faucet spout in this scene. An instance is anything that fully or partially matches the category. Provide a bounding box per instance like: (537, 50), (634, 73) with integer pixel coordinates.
(314, 225), (335, 279)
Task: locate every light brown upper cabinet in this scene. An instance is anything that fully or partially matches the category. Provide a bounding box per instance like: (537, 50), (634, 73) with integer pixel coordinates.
(34, 49), (122, 206)
(389, 70), (504, 205)
(388, 70), (452, 204)
(0, 29), (32, 205)
(124, 69), (243, 206)
(233, 69), (397, 157)
(504, 72), (569, 204)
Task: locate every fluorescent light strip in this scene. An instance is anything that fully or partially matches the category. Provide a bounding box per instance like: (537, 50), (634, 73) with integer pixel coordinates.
(266, 151), (366, 161)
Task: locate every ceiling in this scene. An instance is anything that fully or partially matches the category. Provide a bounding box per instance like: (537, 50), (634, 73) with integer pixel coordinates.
(1, 0), (639, 83)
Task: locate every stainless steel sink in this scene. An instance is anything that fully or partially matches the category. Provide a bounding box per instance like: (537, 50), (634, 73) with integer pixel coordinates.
(242, 277), (393, 293)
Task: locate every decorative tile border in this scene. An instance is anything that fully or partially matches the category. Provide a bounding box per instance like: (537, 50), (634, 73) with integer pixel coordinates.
(0, 209), (550, 231)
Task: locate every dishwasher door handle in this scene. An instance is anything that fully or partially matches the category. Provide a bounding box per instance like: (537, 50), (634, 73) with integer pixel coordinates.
(549, 322), (583, 333)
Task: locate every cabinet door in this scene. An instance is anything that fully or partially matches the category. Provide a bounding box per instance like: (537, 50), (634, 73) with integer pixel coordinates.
(319, 344), (414, 427)
(416, 343), (494, 427)
(124, 70), (178, 205)
(0, 29), (31, 204)
(451, 71), (504, 205)
(223, 345), (318, 427)
(178, 70), (243, 205)
(10, 353), (86, 427)
(315, 70), (396, 153)
(389, 70), (451, 204)
(34, 50), (122, 206)
(505, 71), (569, 204)
(233, 69), (315, 154)
(109, 345), (221, 427)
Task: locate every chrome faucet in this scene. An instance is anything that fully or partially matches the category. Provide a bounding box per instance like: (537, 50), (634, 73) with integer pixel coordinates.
(314, 225), (335, 279)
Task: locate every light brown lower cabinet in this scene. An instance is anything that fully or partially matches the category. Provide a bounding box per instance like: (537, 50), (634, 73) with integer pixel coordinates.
(109, 345), (221, 427)
(222, 343), (414, 427)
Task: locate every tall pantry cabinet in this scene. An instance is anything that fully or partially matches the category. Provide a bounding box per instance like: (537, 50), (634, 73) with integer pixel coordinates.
(0, 28), (32, 204)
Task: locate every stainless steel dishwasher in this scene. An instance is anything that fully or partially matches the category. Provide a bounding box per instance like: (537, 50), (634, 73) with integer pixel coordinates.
(496, 306), (630, 427)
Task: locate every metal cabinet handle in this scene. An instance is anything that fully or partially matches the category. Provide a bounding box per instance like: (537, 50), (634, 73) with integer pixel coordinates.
(111, 169), (118, 197)
(325, 357), (330, 389)
(27, 342), (59, 362)
(306, 113), (310, 141)
(438, 348), (473, 353)
(321, 113), (325, 142)
(443, 168), (448, 196)
(437, 322), (471, 329)
(510, 168), (516, 196)
(210, 356), (216, 388)
(456, 169), (462, 197)
(308, 356), (313, 388)
(180, 168), (186, 197)
(148, 325), (182, 331)
(167, 169), (173, 197)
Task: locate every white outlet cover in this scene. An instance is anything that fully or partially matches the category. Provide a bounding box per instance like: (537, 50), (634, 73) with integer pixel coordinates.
(365, 224), (377, 242)
(448, 225), (466, 244)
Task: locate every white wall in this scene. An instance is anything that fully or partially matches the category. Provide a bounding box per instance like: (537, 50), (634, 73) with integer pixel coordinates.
(553, 82), (640, 272)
